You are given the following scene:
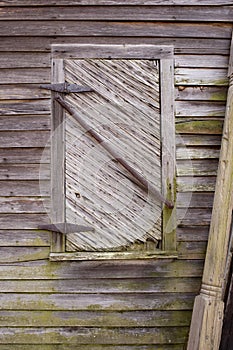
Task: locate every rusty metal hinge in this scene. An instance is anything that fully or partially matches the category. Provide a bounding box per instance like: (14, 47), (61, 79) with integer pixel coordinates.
(38, 223), (94, 234)
(40, 83), (93, 93)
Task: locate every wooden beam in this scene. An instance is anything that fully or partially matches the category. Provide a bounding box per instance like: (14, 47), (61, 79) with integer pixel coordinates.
(187, 31), (233, 350)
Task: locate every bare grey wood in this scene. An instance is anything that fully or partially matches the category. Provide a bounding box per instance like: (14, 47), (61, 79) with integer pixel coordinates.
(50, 58), (66, 253)
(0, 230), (50, 246)
(0, 52), (49, 68)
(0, 148), (49, 164)
(160, 58), (176, 252)
(0, 181), (49, 196)
(0, 164), (49, 181)
(177, 159), (219, 176)
(0, 213), (49, 230)
(176, 101), (225, 117)
(0, 277), (200, 293)
(0, 21), (215, 39)
(0, 37), (229, 55)
(0, 115), (50, 130)
(0, 259), (203, 279)
(0, 100), (50, 115)
(0, 197), (49, 213)
(56, 95), (172, 208)
(0, 131), (50, 147)
(53, 43), (173, 59)
(175, 55), (229, 69)
(0, 0), (232, 5)
(176, 177), (216, 192)
(177, 226), (210, 242)
(1, 6), (233, 22)
(0, 68), (50, 84)
(0, 86), (50, 100)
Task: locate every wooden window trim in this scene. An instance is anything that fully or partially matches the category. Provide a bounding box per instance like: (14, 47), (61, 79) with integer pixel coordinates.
(49, 44), (176, 261)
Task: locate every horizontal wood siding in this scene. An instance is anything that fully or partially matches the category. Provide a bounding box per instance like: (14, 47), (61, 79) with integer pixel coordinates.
(0, 2), (231, 349)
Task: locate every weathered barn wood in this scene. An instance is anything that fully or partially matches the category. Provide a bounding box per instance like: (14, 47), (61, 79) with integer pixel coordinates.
(0, 1), (231, 349)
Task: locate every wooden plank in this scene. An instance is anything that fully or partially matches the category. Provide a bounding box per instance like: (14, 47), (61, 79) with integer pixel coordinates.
(0, 86), (50, 100)
(0, 165), (49, 180)
(0, 131), (50, 147)
(1, 6), (233, 22)
(0, 213), (49, 229)
(178, 208), (212, 226)
(0, 37), (229, 55)
(0, 293), (195, 310)
(0, 115), (50, 131)
(0, 259), (204, 279)
(51, 58), (65, 253)
(0, 180), (49, 196)
(177, 192), (214, 208)
(177, 159), (219, 176)
(176, 101), (226, 117)
(177, 176), (216, 192)
(0, 197), (49, 213)
(54, 43), (173, 59)
(2, 21), (230, 38)
(160, 57), (176, 251)
(0, 277), (201, 293)
(0, 230), (50, 246)
(177, 241), (207, 259)
(176, 147), (220, 159)
(177, 226), (209, 242)
(0, 52), (50, 68)
(175, 119), (224, 134)
(175, 54), (229, 68)
(0, 309), (192, 327)
(0, 0), (231, 5)
(175, 68), (228, 86)
(0, 246), (50, 262)
(0, 68), (50, 84)
(0, 326), (189, 345)
(176, 135), (221, 146)
(0, 148), (50, 163)
(0, 100), (50, 115)
(175, 86), (228, 101)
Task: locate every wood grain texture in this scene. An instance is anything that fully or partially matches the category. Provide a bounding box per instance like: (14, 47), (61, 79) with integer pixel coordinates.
(0, 309), (192, 327)
(0, 37), (229, 54)
(0, 6), (233, 22)
(0, 259), (204, 279)
(0, 0), (231, 5)
(0, 292), (195, 310)
(0, 326), (189, 344)
(1, 21), (231, 38)
(0, 345), (185, 350)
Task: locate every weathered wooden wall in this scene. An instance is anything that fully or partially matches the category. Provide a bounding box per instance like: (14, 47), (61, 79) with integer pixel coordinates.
(0, 1), (232, 348)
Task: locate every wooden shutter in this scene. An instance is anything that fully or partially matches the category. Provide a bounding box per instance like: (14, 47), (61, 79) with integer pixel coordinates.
(64, 58), (161, 251)
(50, 44), (176, 258)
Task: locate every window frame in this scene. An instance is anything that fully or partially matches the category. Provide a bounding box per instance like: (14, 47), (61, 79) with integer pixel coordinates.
(49, 44), (176, 261)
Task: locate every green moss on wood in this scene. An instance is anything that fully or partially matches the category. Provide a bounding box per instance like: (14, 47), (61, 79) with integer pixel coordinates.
(176, 120), (223, 134)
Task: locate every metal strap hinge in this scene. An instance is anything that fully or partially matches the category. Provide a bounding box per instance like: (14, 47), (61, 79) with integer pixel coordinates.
(40, 83), (93, 93)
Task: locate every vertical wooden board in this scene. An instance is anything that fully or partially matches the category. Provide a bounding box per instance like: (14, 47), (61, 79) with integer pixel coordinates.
(51, 59), (65, 252)
(160, 58), (176, 251)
